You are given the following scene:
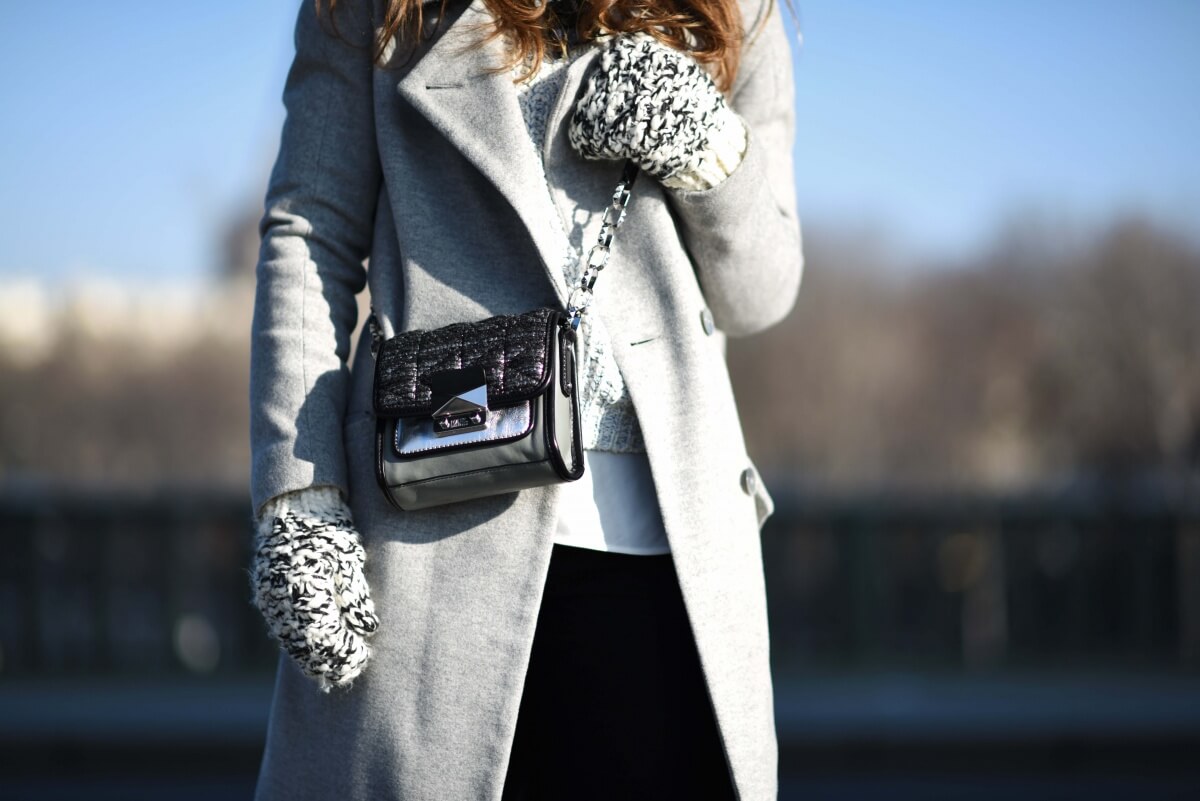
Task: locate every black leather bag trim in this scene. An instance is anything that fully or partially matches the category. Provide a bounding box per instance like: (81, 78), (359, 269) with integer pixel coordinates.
(545, 360), (584, 481)
(558, 325), (575, 398)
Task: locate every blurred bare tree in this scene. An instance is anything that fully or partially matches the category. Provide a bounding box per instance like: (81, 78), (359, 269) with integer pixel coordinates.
(729, 214), (1200, 489)
(1, 210), (1197, 492)
(0, 287), (253, 491)
(1037, 218), (1200, 475)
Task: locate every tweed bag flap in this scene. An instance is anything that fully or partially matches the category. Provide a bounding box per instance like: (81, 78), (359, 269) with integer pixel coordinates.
(372, 307), (562, 419)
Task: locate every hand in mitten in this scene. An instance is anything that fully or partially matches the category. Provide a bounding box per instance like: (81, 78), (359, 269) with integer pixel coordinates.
(249, 485), (380, 692)
(569, 32), (748, 191)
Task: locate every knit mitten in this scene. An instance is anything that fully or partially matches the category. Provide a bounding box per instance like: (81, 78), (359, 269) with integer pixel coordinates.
(568, 32), (748, 191)
(250, 485), (380, 692)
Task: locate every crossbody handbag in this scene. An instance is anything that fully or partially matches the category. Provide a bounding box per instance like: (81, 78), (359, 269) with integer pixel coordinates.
(367, 160), (639, 511)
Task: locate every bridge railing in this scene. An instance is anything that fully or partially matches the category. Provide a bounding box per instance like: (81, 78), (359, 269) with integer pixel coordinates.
(1, 479), (1198, 679)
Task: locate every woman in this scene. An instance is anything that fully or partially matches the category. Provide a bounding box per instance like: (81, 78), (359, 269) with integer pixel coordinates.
(248, 0), (802, 798)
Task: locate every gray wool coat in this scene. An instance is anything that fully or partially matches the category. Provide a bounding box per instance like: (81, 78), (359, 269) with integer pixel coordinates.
(248, 0), (803, 798)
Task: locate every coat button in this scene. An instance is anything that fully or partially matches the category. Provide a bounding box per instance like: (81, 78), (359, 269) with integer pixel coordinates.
(740, 466), (757, 496)
(699, 307), (715, 336)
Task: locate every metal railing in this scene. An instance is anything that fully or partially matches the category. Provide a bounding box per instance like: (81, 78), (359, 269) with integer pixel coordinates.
(1, 479), (1199, 678)
(760, 478), (1200, 673)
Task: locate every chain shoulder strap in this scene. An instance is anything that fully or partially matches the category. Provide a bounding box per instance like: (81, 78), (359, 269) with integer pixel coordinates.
(564, 159), (640, 331)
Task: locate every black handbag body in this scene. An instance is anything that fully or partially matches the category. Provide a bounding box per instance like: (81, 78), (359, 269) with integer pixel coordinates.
(372, 307), (584, 511)
(368, 161), (637, 512)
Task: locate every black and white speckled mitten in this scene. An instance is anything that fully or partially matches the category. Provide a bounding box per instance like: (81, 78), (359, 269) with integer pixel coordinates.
(249, 485), (380, 692)
(569, 32), (748, 191)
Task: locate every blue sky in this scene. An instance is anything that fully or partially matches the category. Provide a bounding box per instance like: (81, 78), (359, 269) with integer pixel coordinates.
(1, 0), (1197, 283)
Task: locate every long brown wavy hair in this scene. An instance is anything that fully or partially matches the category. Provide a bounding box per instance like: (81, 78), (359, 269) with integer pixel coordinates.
(316, 0), (773, 93)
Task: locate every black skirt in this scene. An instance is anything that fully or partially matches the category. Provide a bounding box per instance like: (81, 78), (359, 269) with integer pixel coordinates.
(501, 542), (736, 800)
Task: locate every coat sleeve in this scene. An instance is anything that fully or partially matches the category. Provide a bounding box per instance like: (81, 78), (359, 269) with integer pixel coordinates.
(249, 0), (382, 518)
(664, 0), (803, 338)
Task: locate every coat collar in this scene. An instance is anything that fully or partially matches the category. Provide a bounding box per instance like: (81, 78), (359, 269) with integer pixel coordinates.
(394, 0), (600, 307)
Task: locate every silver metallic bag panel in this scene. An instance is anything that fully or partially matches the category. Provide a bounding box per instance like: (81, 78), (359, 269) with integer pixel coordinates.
(394, 400), (536, 462)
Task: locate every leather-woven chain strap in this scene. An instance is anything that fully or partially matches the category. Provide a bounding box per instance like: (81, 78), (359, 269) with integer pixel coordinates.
(564, 159), (640, 332)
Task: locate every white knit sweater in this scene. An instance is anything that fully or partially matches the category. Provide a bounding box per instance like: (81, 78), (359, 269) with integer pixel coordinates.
(512, 42), (648, 453)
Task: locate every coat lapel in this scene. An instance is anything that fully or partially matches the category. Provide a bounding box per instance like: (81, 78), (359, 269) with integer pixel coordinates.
(395, 0), (575, 305)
